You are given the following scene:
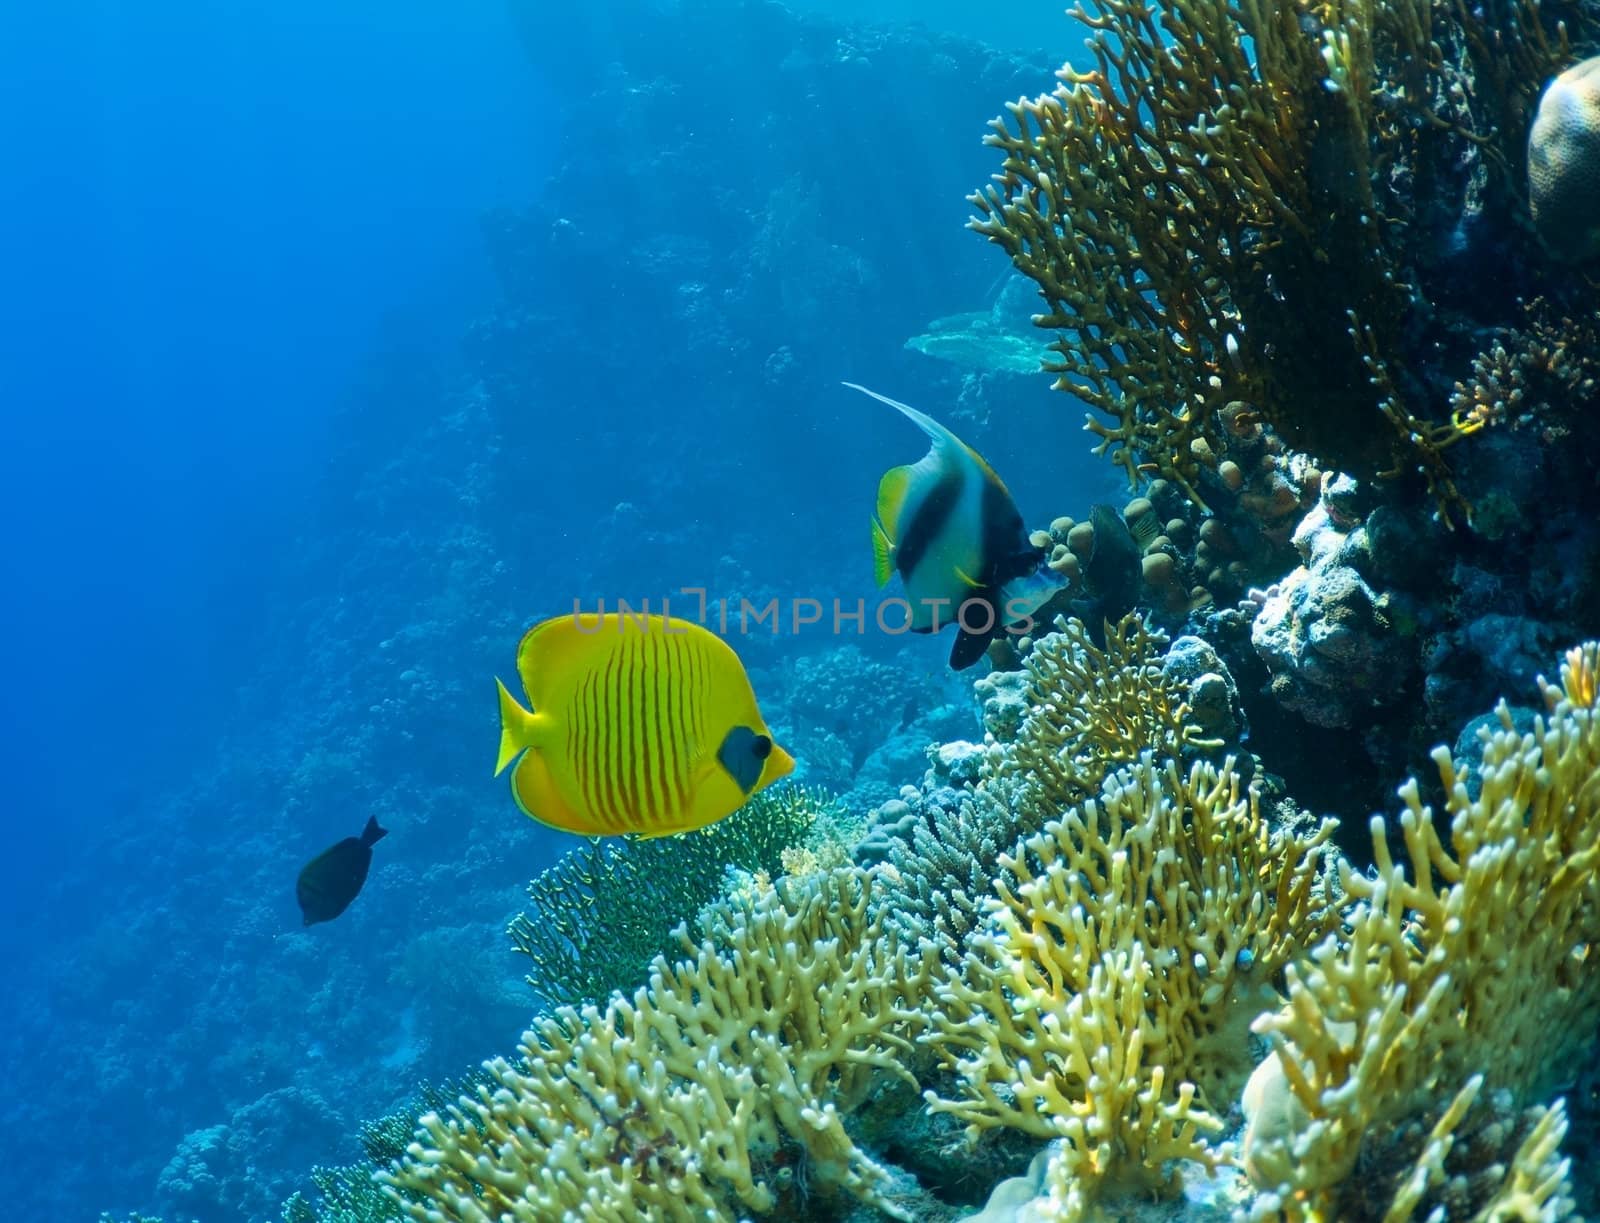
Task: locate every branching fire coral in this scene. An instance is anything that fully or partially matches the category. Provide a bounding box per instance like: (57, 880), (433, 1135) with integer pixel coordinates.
(1242, 643), (1600, 1218)
(972, 0), (1576, 516)
(925, 754), (1337, 1221)
(883, 614), (1213, 969)
(383, 867), (936, 1223)
(989, 614), (1218, 815)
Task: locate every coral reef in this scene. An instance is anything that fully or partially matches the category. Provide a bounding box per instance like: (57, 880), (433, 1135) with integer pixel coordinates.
(1250, 492), (1420, 730)
(874, 614), (1214, 969)
(382, 868), (938, 1222)
(156, 1089), (345, 1222)
(1528, 54), (1600, 261)
(507, 782), (829, 1008)
(109, 634), (1600, 1223)
(763, 643), (975, 807)
(867, 784), (1016, 974)
(926, 755), (1335, 1221)
(48, 2), (1600, 1221)
(973, 0), (1589, 520)
(280, 1075), (495, 1223)
(1242, 643), (1600, 1218)
(987, 614), (1221, 809)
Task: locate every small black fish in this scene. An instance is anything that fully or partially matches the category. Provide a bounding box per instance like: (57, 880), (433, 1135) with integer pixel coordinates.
(296, 815), (387, 926)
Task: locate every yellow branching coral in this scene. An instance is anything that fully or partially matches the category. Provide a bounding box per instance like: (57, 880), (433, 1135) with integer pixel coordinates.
(971, 0), (1573, 517)
(1242, 643), (1600, 1219)
(926, 754), (1337, 1221)
(382, 867), (936, 1222)
(1475, 1101), (1577, 1220)
(973, 0), (1416, 501)
(989, 615), (1219, 817)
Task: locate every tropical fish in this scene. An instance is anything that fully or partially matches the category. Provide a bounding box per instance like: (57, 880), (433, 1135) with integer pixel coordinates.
(296, 815), (387, 926)
(848, 382), (1064, 669)
(494, 612), (795, 837)
(1070, 504), (1142, 639)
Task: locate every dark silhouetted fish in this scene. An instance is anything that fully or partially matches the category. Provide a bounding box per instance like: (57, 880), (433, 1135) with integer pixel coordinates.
(1069, 504), (1143, 643)
(296, 815), (387, 926)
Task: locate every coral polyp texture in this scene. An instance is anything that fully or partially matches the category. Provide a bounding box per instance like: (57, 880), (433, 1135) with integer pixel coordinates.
(926, 754), (1337, 1221)
(880, 613), (1216, 969)
(506, 782), (828, 1007)
(972, 0), (1583, 519)
(1529, 54), (1600, 262)
(381, 867), (937, 1223)
(1242, 642), (1600, 1219)
(990, 614), (1221, 810)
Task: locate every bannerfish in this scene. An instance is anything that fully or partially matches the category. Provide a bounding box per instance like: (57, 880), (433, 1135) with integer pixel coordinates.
(296, 815), (387, 926)
(848, 382), (1064, 670)
(494, 612), (796, 838)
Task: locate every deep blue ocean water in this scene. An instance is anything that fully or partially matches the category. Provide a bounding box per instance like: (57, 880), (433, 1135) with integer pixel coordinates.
(2, 3), (1114, 1218)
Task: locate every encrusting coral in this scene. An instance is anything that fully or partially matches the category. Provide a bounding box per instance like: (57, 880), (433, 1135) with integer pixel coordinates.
(381, 867), (937, 1223)
(1241, 642), (1600, 1219)
(925, 753), (1338, 1221)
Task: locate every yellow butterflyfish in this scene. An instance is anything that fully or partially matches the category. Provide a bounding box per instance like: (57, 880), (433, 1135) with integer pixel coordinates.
(493, 612), (795, 837)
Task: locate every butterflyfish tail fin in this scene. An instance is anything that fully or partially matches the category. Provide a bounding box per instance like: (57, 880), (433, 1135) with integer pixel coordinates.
(496, 677), (541, 776)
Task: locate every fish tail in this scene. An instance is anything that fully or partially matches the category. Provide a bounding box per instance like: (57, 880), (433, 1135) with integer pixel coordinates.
(361, 815), (388, 847)
(495, 677), (540, 776)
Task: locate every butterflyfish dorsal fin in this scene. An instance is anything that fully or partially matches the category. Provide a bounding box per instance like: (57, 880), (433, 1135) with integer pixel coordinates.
(846, 379), (1015, 501)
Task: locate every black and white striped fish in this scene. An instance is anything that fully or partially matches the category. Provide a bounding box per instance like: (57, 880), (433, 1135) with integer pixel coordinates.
(848, 383), (1063, 669)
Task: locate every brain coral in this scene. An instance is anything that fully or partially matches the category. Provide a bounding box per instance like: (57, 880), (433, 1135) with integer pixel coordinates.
(1529, 54), (1600, 262)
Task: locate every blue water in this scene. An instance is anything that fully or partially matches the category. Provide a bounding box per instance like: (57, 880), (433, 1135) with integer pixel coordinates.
(2, 3), (1110, 1219)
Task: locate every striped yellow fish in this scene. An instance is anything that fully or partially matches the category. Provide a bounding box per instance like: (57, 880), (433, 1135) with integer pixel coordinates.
(493, 612), (795, 837)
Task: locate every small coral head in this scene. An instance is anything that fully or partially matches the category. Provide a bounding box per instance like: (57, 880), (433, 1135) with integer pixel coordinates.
(1528, 55), (1600, 263)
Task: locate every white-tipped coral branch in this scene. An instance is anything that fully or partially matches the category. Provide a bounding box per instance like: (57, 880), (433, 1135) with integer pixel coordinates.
(926, 753), (1337, 1221)
(1243, 643), (1600, 1219)
(381, 867), (936, 1223)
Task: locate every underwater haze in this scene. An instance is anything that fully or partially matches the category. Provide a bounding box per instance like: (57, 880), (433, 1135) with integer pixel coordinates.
(1, 0), (546, 905)
(785, 0), (1077, 51)
(12, 0), (1600, 1221)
